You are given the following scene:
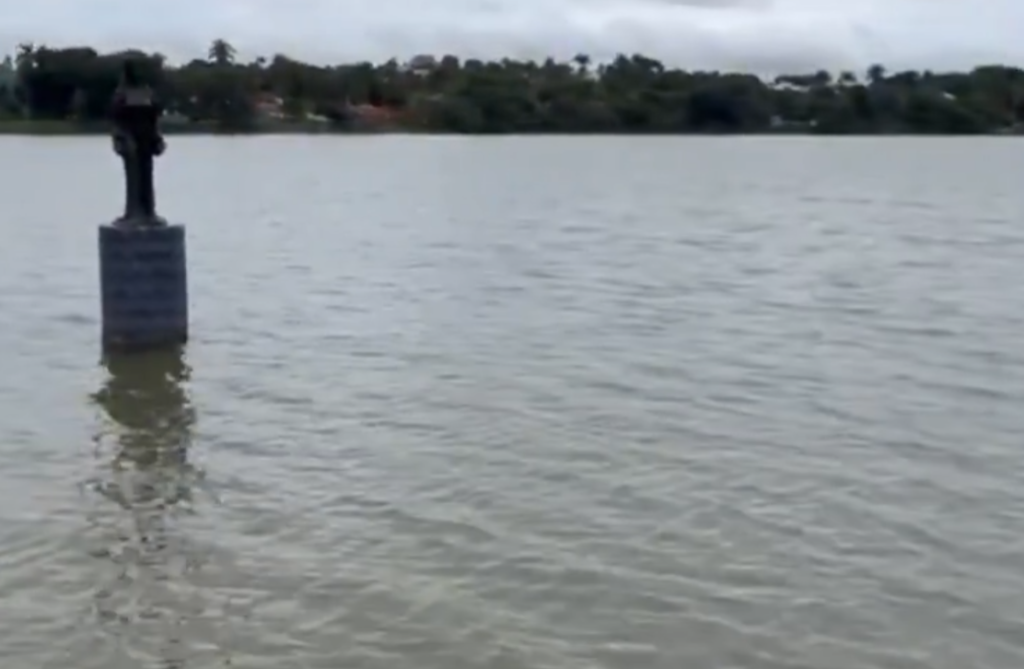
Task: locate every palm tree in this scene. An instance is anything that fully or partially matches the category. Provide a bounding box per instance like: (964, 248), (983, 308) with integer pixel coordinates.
(208, 39), (236, 66)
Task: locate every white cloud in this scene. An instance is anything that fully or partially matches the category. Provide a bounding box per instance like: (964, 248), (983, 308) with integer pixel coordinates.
(2, 0), (1022, 74)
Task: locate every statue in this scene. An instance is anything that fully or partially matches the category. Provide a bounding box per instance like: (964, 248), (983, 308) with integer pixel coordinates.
(110, 59), (166, 226)
(99, 57), (188, 352)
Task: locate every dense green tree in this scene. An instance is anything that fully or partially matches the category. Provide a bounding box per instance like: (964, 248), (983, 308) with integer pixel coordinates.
(2, 40), (1022, 134)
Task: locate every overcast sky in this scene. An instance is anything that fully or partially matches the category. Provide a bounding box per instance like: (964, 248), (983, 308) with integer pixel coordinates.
(3, 0), (1022, 74)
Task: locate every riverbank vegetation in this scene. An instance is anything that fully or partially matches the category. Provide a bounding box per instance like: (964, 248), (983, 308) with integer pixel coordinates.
(1, 40), (1022, 134)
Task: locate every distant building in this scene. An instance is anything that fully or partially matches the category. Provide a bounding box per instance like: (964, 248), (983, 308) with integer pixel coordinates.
(770, 81), (809, 93)
(349, 103), (400, 122)
(253, 92), (285, 119)
(770, 115), (816, 131)
(333, 99), (404, 129)
(161, 110), (190, 125)
(405, 54), (437, 76)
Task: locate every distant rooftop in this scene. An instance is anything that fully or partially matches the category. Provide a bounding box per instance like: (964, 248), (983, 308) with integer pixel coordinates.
(406, 54), (436, 70)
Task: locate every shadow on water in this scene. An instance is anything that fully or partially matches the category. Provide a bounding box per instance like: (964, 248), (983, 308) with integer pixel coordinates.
(85, 346), (210, 667)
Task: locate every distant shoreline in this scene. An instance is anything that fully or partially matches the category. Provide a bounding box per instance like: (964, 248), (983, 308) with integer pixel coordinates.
(7, 42), (1023, 134)
(0, 120), (1020, 137)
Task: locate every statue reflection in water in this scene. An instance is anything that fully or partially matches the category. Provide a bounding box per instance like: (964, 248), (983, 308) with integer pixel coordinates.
(93, 347), (198, 532)
(89, 346), (203, 666)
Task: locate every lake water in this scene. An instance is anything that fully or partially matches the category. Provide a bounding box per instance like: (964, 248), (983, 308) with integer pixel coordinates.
(1, 136), (1023, 668)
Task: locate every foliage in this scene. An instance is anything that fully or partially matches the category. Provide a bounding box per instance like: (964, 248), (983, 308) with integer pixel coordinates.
(3, 40), (1024, 134)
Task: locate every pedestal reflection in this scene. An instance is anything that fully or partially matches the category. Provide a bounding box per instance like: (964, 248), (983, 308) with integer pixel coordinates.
(93, 346), (197, 524)
(89, 346), (205, 666)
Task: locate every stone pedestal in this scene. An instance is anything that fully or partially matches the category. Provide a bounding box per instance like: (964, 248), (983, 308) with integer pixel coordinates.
(98, 221), (188, 351)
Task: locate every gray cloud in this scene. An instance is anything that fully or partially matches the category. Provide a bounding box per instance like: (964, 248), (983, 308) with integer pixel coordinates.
(2, 0), (1022, 73)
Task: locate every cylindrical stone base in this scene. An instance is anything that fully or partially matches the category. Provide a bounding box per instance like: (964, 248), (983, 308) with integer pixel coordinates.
(99, 223), (188, 351)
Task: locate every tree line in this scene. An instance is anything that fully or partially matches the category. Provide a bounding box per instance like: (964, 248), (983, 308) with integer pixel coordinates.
(2, 39), (1023, 134)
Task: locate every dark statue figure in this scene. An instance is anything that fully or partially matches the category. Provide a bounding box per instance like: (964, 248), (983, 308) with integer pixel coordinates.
(111, 60), (166, 225)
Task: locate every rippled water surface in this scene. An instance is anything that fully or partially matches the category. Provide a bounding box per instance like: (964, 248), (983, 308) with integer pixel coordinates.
(1, 136), (1023, 668)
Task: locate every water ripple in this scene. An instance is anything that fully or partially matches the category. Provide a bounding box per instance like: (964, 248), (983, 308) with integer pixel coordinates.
(0, 136), (1023, 668)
